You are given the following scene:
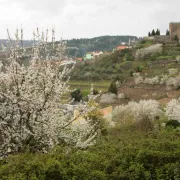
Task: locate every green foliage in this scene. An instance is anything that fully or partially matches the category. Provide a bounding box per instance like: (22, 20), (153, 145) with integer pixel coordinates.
(67, 36), (138, 56)
(0, 128), (180, 180)
(156, 29), (160, 35)
(130, 70), (134, 76)
(71, 89), (83, 101)
(108, 81), (118, 95)
(151, 29), (156, 36)
(166, 29), (170, 35)
(135, 66), (143, 72)
(71, 48), (134, 81)
(148, 28), (160, 36)
(155, 55), (174, 60)
(136, 39), (153, 49)
(114, 75), (124, 83)
(82, 89), (90, 100)
(93, 89), (99, 95)
(166, 120), (180, 128)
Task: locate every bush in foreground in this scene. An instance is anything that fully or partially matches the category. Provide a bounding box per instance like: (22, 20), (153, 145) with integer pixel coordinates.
(0, 127), (180, 180)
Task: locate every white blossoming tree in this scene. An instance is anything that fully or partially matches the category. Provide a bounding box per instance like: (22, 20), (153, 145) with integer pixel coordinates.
(0, 28), (101, 157)
(144, 76), (159, 85)
(113, 100), (162, 124)
(135, 44), (162, 60)
(166, 98), (180, 122)
(133, 72), (144, 84)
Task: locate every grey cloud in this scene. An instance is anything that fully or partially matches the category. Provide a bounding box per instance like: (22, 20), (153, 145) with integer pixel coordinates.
(10, 0), (68, 15)
(1, 0), (180, 39)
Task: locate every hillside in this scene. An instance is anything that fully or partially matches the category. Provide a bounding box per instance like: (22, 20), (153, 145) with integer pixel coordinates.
(71, 48), (137, 81)
(0, 35), (138, 54)
(66, 35), (138, 57)
(71, 38), (180, 82)
(0, 39), (34, 49)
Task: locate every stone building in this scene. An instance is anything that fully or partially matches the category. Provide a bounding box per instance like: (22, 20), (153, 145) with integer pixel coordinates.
(169, 22), (180, 38)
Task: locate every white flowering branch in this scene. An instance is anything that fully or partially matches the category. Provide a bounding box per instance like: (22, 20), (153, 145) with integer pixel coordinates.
(0, 28), (101, 157)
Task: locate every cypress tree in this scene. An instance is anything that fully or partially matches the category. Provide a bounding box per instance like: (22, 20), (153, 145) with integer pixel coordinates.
(166, 29), (170, 35)
(156, 29), (160, 35)
(148, 32), (151, 36)
(151, 29), (155, 36)
(108, 81), (118, 95)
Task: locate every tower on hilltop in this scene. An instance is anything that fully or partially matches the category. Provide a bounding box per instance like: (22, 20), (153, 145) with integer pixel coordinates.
(169, 22), (180, 38)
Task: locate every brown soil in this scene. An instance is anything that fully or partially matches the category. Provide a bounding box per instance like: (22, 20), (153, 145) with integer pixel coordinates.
(118, 79), (180, 105)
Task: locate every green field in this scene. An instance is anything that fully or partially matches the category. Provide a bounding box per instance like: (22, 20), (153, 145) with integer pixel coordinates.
(68, 80), (110, 92)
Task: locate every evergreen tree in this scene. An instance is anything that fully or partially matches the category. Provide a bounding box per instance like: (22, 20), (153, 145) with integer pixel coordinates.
(151, 29), (156, 36)
(166, 29), (170, 35)
(108, 81), (118, 95)
(71, 89), (83, 101)
(156, 29), (160, 35)
(156, 29), (158, 35)
(148, 32), (151, 36)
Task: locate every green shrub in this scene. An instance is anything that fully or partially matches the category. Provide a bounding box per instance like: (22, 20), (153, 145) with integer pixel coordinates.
(0, 128), (180, 179)
(108, 81), (118, 95)
(93, 89), (99, 95)
(166, 120), (180, 128)
(130, 70), (134, 76)
(71, 89), (83, 101)
(136, 66), (143, 72)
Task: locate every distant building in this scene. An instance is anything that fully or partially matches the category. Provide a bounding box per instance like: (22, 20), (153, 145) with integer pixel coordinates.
(169, 22), (180, 38)
(121, 42), (127, 45)
(116, 45), (128, 51)
(92, 51), (103, 57)
(84, 51), (103, 60)
(84, 53), (94, 60)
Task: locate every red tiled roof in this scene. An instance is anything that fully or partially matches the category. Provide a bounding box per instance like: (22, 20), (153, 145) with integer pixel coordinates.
(117, 46), (128, 50)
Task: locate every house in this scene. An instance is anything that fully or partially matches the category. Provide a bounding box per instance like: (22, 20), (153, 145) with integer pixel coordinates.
(121, 42), (127, 45)
(84, 53), (94, 60)
(116, 45), (128, 51)
(92, 51), (103, 58)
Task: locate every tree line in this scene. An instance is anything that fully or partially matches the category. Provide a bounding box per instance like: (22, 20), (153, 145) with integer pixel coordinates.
(148, 29), (170, 36)
(148, 29), (160, 36)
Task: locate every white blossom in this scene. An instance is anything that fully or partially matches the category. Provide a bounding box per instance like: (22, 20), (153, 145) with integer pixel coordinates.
(166, 99), (180, 122)
(144, 76), (159, 85)
(135, 44), (162, 60)
(100, 93), (117, 104)
(168, 68), (178, 76)
(118, 93), (125, 99)
(113, 100), (162, 123)
(0, 28), (101, 157)
(133, 73), (143, 84)
(160, 75), (169, 85)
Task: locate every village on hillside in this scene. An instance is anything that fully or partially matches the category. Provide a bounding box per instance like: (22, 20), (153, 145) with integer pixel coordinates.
(1, 20), (180, 179)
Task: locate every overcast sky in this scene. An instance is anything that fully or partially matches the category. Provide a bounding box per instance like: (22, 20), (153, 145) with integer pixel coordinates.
(0, 0), (179, 40)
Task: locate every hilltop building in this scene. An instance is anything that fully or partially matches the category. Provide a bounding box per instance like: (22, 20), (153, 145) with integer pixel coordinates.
(169, 22), (180, 38)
